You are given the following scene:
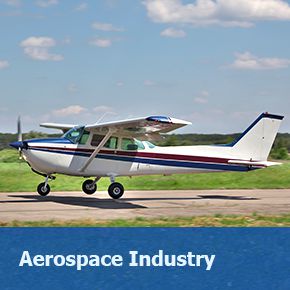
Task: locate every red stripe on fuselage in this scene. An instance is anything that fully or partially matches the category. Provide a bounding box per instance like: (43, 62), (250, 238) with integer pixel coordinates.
(29, 145), (233, 164)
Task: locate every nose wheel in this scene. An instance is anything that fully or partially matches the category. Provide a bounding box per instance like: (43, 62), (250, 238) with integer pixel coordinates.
(37, 182), (51, 196)
(37, 174), (54, 196)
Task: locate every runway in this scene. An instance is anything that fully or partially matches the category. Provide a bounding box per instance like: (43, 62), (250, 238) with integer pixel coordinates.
(0, 189), (290, 221)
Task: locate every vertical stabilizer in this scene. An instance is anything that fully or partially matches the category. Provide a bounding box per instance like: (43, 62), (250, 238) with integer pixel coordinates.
(230, 113), (284, 161)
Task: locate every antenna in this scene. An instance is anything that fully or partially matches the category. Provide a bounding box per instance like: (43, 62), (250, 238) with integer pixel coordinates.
(95, 112), (110, 124)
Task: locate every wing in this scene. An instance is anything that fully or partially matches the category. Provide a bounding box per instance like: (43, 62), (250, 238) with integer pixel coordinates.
(85, 116), (191, 138)
(79, 116), (191, 172)
(40, 123), (77, 133)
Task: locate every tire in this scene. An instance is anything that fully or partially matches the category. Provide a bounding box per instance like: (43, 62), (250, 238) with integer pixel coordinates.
(82, 179), (97, 195)
(37, 182), (50, 196)
(108, 182), (124, 199)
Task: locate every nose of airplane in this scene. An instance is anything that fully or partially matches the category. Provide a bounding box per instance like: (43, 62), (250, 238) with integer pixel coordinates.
(9, 141), (27, 150)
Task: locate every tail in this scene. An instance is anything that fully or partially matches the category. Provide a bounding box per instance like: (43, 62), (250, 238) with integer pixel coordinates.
(230, 112), (284, 161)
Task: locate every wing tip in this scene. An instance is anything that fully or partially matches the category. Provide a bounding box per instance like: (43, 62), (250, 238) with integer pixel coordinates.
(146, 116), (191, 125)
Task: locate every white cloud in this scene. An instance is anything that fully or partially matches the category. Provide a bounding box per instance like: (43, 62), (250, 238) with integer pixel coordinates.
(20, 36), (63, 61)
(21, 37), (55, 47)
(89, 37), (112, 48)
(75, 2), (87, 11)
(230, 52), (290, 70)
(143, 0), (290, 27)
(0, 60), (9, 69)
(92, 22), (123, 32)
(35, 0), (58, 8)
(160, 27), (186, 37)
(53, 105), (87, 117)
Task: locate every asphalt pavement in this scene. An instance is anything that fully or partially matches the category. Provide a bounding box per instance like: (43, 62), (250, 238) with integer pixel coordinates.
(0, 189), (290, 221)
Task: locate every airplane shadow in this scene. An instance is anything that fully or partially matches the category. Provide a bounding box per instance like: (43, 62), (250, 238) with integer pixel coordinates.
(124, 195), (259, 202)
(6, 195), (147, 210)
(123, 197), (201, 202)
(3, 193), (259, 211)
(197, 195), (259, 200)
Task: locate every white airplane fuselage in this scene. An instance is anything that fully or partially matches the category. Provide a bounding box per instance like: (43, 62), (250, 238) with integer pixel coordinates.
(20, 137), (265, 178)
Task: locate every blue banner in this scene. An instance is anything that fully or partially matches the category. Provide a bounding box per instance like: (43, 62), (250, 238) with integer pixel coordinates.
(0, 228), (289, 290)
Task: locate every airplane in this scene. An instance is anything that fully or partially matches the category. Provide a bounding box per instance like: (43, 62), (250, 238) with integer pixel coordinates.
(10, 112), (284, 199)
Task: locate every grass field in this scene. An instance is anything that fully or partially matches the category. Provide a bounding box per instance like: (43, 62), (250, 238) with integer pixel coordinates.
(1, 214), (290, 227)
(0, 161), (290, 192)
(1, 150), (290, 227)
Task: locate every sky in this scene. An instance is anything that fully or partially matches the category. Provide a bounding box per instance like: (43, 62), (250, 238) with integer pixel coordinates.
(1, 0), (290, 134)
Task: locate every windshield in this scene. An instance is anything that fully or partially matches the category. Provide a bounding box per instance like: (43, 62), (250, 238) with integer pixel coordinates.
(144, 141), (156, 148)
(62, 126), (85, 144)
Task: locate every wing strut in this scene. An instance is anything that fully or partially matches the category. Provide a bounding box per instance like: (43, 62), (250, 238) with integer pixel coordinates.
(79, 129), (115, 172)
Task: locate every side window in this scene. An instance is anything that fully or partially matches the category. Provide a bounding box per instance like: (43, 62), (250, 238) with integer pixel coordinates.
(91, 134), (118, 149)
(121, 138), (136, 150)
(104, 137), (118, 149)
(79, 131), (90, 145)
(91, 134), (104, 147)
(121, 138), (145, 150)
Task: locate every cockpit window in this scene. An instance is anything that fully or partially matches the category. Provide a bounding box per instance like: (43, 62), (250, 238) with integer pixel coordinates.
(134, 139), (145, 150)
(144, 141), (156, 149)
(79, 130), (90, 145)
(63, 126), (85, 144)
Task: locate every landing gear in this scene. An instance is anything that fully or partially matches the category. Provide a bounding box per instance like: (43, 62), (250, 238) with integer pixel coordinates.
(35, 172), (55, 196)
(37, 183), (50, 196)
(82, 179), (97, 195)
(108, 182), (124, 199)
(82, 176), (124, 199)
(82, 177), (100, 195)
(37, 177), (51, 196)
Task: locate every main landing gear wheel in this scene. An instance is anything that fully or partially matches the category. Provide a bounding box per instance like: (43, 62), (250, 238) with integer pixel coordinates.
(108, 182), (124, 199)
(37, 182), (50, 196)
(82, 179), (97, 195)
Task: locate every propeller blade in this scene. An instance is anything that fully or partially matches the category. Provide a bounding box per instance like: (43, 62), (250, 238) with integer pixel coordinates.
(17, 115), (22, 142)
(9, 117), (27, 160)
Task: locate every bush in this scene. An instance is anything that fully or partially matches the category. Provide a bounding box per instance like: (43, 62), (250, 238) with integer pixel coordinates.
(270, 147), (289, 160)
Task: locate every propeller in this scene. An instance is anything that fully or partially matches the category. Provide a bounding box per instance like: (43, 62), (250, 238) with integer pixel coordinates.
(9, 116), (27, 159)
(17, 116), (23, 159)
(17, 115), (22, 142)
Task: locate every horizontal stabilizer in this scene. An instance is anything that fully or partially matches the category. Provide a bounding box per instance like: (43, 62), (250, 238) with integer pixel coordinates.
(228, 160), (281, 167)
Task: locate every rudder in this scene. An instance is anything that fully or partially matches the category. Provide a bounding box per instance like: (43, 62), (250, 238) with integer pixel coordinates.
(230, 113), (284, 161)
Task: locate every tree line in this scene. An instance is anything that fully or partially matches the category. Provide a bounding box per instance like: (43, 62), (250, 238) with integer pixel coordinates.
(1, 131), (289, 160)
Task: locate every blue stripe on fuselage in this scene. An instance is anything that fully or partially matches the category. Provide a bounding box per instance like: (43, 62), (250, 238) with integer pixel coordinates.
(26, 138), (72, 144)
(28, 147), (253, 172)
